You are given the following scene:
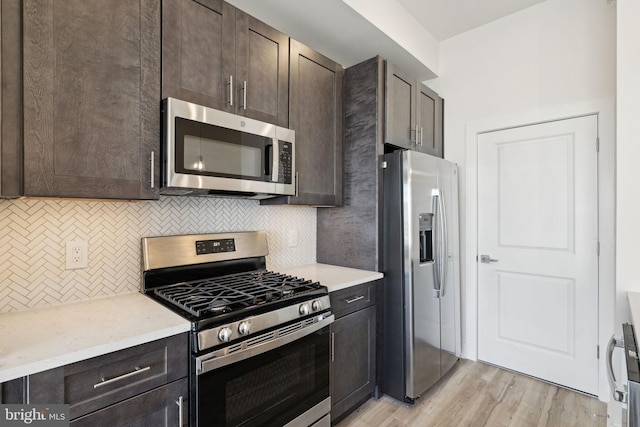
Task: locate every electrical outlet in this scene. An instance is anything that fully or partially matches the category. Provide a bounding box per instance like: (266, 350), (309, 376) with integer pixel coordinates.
(66, 240), (88, 269)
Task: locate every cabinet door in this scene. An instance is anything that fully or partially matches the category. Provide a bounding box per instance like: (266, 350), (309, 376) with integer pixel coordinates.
(384, 61), (416, 150)
(162, 0), (236, 113)
(235, 10), (289, 127)
(70, 379), (188, 427)
(22, 0), (160, 199)
(264, 39), (343, 206)
(331, 305), (376, 422)
(1, 0), (22, 198)
(416, 83), (444, 158)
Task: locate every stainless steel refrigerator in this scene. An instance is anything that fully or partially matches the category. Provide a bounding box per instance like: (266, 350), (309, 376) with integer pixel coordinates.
(382, 149), (461, 403)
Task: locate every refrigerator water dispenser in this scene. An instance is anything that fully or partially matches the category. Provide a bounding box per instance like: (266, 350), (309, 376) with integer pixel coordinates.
(419, 213), (433, 263)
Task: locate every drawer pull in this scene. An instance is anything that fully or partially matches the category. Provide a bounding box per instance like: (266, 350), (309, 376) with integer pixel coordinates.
(94, 366), (151, 389)
(176, 395), (184, 426)
(345, 295), (365, 304)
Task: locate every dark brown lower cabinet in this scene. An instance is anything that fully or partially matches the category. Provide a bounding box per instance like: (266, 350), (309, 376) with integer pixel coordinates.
(1, 333), (188, 426)
(70, 378), (187, 427)
(330, 281), (378, 424)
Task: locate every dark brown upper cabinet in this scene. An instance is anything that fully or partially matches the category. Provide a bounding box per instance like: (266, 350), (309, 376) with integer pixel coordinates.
(162, 0), (289, 127)
(262, 39), (344, 207)
(385, 61), (443, 158)
(12, 0), (161, 200)
(1, 0), (22, 198)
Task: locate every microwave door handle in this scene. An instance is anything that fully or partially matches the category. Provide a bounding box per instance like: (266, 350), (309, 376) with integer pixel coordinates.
(264, 142), (273, 177)
(271, 138), (279, 182)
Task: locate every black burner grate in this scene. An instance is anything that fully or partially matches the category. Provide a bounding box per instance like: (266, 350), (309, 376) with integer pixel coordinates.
(153, 270), (320, 318)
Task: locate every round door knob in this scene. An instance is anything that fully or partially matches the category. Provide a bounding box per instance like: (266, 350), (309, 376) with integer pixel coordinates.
(311, 300), (322, 312)
(218, 327), (232, 343)
(299, 303), (310, 316)
(238, 321), (251, 336)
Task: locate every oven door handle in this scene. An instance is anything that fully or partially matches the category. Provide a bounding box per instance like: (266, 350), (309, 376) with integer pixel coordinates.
(607, 334), (627, 403)
(196, 314), (334, 375)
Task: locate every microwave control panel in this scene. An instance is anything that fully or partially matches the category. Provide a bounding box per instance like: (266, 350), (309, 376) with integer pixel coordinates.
(278, 142), (293, 184)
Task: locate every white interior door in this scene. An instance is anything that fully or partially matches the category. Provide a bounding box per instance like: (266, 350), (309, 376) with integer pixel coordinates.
(477, 115), (598, 395)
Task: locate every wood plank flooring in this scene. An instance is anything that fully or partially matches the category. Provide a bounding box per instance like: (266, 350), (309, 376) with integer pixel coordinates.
(336, 359), (607, 427)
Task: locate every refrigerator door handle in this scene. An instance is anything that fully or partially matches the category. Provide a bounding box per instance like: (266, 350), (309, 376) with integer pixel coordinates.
(432, 188), (448, 297)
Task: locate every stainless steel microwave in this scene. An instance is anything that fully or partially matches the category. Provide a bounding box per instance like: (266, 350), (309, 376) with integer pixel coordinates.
(161, 97), (295, 199)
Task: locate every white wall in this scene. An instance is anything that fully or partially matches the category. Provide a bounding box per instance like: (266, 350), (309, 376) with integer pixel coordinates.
(426, 0), (616, 399)
(616, 0), (640, 327)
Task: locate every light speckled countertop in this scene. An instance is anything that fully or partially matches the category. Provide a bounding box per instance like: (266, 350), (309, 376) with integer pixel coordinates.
(0, 293), (190, 383)
(278, 263), (383, 293)
(0, 264), (381, 384)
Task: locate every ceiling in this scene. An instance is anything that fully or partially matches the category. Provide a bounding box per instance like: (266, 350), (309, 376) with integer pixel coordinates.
(398, 0), (547, 41)
(226, 0), (547, 79)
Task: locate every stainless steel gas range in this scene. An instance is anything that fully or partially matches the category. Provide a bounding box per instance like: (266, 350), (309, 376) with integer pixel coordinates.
(141, 231), (333, 427)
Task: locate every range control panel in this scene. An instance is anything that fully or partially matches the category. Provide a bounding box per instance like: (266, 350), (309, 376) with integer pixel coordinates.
(196, 238), (236, 255)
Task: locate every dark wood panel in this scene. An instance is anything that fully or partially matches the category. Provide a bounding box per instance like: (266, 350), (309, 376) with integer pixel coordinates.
(263, 39), (342, 206)
(162, 0), (235, 112)
(25, 333), (188, 420)
(235, 10), (289, 127)
(330, 281), (377, 318)
(416, 83), (443, 158)
(384, 62), (415, 150)
(1, 378), (25, 404)
(22, 0), (160, 199)
(317, 56), (384, 270)
(0, 0), (23, 197)
(331, 305), (376, 422)
(70, 379), (188, 427)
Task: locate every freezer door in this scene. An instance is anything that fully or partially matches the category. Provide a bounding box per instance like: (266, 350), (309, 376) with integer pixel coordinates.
(403, 151), (442, 399)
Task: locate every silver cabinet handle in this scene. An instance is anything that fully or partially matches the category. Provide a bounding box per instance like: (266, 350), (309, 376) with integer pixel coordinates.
(331, 332), (335, 362)
(176, 395), (184, 426)
(227, 75), (234, 106)
(93, 366), (151, 389)
(150, 151), (155, 189)
(295, 172), (299, 197)
(419, 127), (424, 146)
(345, 295), (365, 304)
(480, 255), (499, 263)
(242, 81), (247, 110)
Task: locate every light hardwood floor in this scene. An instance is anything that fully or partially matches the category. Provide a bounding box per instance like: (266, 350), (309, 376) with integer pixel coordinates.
(336, 359), (607, 427)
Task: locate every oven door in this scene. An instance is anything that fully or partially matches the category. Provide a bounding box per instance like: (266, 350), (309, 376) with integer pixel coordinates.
(193, 319), (332, 427)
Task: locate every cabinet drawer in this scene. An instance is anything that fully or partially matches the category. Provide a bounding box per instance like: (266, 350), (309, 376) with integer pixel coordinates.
(29, 333), (188, 420)
(330, 281), (378, 318)
(70, 378), (188, 427)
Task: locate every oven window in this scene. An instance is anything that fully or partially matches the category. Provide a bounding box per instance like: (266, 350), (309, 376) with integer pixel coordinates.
(196, 327), (330, 427)
(175, 117), (268, 181)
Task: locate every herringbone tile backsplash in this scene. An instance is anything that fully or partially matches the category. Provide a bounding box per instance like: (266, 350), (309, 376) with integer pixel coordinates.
(0, 197), (316, 313)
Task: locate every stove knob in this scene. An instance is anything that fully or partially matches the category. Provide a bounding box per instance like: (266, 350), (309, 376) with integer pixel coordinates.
(299, 303), (310, 316)
(218, 327), (232, 343)
(311, 300), (322, 312)
(238, 321), (251, 336)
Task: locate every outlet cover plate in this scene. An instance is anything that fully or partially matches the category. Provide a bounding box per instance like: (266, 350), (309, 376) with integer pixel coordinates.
(66, 240), (88, 269)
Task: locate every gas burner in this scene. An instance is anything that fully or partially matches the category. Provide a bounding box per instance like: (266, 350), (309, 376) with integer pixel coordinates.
(152, 269), (321, 319)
